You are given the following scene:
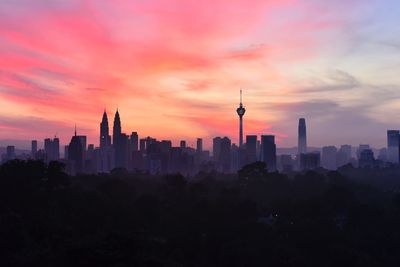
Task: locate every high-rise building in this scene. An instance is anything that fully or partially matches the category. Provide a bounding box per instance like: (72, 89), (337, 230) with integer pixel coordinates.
(130, 132), (139, 152)
(298, 118), (307, 155)
(113, 109), (121, 145)
(112, 110), (128, 169)
(196, 138), (203, 152)
(278, 155), (294, 172)
(64, 145), (69, 160)
(245, 135), (257, 164)
(6, 146), (16, 161)
(31, 140), (37, 158)
(359, 149), (375, 168)
(68, 129), (83, 175)
(100, 110), (111, 148)
(378, 148), (388, 162)
(387, 130), (400, 163)
(261, 135), (277, 171)
(213, 137), (222, 160)
(77, 136), (87, 152)
(230, 143), (239, 172)
(220, 137), (232, 173)
(321, 146), (337, 170)
(337, 145), (352, 167)
(44, 137), (60, 162)
(180, 140), (187, 149)
(357, 144), (370, 159)
(300, 152), (320, 170)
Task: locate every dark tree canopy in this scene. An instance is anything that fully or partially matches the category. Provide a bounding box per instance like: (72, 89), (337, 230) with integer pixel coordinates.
(1, 160), (400, 266)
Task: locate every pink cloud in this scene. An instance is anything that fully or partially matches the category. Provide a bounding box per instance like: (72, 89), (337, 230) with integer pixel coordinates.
(0, 0), (363, 147)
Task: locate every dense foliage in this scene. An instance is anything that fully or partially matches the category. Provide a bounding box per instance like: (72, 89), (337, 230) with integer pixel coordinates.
(1, 160), (400, 266)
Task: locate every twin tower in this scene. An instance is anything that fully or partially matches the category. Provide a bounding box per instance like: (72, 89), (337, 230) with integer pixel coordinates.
(99, 109), (121, 149)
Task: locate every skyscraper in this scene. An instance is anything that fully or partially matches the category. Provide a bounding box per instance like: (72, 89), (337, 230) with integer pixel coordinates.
(321, 146), (338, 170)
(220, 137), (232, 173)
(68, 128), (83, 175)
(213, 137), (222, 160)
(130, 132), (139, 152)
(236, 90), (246, 148)
(245, 135), (257, 164)
(113, 109), (121, 145)
(100, 110), (111, 148)
(387, 130), (400, 163)
(261, 135), (277, 171)
(180, 140), (186, 149)
(113, 110), (128, 169)
(44, 137), (59, 162)
(6, 146), (16, 161)
(300, 152), (320, 170)
(337, 145), (352, 167)
(298, 118), (307, 155)
(31, 140), (37, 158)
(196, 138), (203, 152)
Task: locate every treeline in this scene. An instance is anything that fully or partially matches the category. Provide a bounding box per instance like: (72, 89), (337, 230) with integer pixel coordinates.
(1, 160), (400, 266)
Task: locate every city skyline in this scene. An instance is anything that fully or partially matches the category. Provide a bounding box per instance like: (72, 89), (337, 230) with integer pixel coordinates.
(3, 107), (400, 175)
(1, 1), (400, 148)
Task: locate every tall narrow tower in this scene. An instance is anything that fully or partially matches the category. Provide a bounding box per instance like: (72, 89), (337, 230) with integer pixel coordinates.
(236, 90), (246, 147)
(100, 110), (110, 148)
(298, 118), (307, 154)
(113, 109), (121, 145)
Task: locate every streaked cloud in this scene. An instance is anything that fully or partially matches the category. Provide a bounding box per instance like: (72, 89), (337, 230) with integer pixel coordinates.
(0, 0), (399, 148)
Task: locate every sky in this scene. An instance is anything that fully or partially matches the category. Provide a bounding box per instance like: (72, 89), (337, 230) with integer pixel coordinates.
(1, 0), (400, 149)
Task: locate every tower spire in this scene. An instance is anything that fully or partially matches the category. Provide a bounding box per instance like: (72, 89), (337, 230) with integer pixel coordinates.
(236, 89), (246, 148)
(74, 124), (77, 136)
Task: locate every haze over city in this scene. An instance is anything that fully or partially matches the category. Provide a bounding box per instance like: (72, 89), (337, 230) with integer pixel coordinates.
(1, 0), (400, 148)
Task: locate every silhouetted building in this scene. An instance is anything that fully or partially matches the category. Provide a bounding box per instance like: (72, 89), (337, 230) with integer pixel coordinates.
(64, 145), (69, 160)
(387, 130), (400, 163)
(357, 144), (370, 160)
(113, 109), (122, 145)
(85, 144), (95, 173)
(298, 118), (307, 154)
(77, 136), (87, 152)
(213, 137), (222, 160)
(231, 143), (239, 172)
(321, 146), (337, 170)
(278, 154), (294, 172)
(378, 148), (388, 162)
(220, 137), (231, 173)
(100, 110), (111, 148)
(115, 133), (129, 169)
(31, 140), (37, 159)
(68, 129), (83, 175)
(245, 135), (257, 164)
(44, 137), (59, 163)
(300, 152), (320, 170)
(359, 149), (375, 168)
(130, 132), (138, 152)
(140, 137), (156, 153)
(337, 145), (352, 167)
(113, 110), (128, 169)
(196, 138), (203, 152)
(6, 146), (16, 161)
(180, 140), (186, 149)
(261, 135), (276, 171)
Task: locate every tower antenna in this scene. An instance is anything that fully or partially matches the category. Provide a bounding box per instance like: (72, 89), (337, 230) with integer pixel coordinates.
(74, 124), (77, 136)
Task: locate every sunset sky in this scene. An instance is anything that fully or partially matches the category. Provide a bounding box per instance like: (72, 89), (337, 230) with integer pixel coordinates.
(1, 0), (400, 149)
